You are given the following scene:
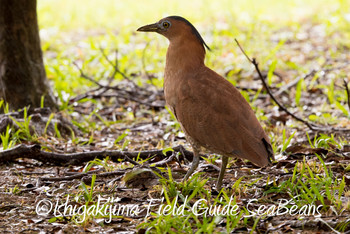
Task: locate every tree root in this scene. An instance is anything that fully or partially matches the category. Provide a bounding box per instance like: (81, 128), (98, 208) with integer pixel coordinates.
(0, 143), (193, 166)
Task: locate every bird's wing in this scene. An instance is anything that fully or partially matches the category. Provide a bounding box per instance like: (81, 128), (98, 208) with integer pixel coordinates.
(175, 68), (271, 166)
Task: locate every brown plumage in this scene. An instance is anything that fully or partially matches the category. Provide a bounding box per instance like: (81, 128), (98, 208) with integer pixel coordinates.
(137, 16), (274, 189)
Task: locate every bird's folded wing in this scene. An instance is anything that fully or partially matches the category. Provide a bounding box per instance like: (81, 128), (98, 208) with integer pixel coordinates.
(175, 68), (270, 166)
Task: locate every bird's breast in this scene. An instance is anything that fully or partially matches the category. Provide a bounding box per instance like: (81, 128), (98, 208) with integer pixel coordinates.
(164, 72), (181, 110)
(164, 67), (195, 109)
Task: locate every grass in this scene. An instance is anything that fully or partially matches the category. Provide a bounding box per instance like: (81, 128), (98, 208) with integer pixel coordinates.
(267, 155), (345, 209)
(138, 171), (244, 233)
(138, 146), (349, 232)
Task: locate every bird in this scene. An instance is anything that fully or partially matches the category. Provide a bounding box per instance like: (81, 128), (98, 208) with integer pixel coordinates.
(137, 16), (274, 189)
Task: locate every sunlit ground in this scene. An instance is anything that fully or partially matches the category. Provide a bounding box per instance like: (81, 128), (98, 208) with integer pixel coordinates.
(38, 0), (348, 30)
(37, 0), (350, 95)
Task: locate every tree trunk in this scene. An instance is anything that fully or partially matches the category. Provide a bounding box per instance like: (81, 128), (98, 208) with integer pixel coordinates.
(0, 0), (57, 111)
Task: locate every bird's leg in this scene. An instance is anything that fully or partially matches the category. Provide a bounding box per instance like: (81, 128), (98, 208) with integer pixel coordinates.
(183, 147), (200, 182)
(216, 155), (228, 190)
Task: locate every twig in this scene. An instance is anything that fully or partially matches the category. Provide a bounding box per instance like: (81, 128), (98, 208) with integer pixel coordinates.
(151, 151), (176, 167)
(70, 88), (164, 108)
(69, 86), (108, 103)
(99, 47), (148, 92)
(123, 154), (140, 166)
(108, 49), (120, 84)
(199, 163), (220, 171)
(76, 92), (163, 108)
(268, 217), (341, 232)
(73, 62), (107, 88)
(234, 39), (350, 133)
(40, 170), (127, 182)
(64, 168), (104, 175)
(276, 62), (349, 97)
(234, 39), (318, 130)
(99, 47), (131, 82)
(71, 62), (164, 108)
(314, 217), (342, 234)
(273, 69), (317, 97)
(73, 60), (129, 92)
(235, 39), (253, 64)
(344, 78), (350, 112)
(141, 42), (156, 85)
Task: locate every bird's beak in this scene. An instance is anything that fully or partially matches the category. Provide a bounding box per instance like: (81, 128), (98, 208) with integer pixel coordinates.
(137, 23), (160, 32)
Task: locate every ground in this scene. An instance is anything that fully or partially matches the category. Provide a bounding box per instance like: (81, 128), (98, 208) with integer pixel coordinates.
(0, 0), (350, 233)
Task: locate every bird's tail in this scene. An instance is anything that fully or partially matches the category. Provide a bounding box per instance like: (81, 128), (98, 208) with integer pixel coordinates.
(262, 138), (275, 165)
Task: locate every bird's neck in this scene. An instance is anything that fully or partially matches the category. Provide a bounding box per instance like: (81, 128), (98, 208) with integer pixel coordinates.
(165, 39), (206, 75)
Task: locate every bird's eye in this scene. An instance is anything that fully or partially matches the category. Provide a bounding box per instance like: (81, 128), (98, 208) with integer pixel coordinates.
(162, 21), (170, 28)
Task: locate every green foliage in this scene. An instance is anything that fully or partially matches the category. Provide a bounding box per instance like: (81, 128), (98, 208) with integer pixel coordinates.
(0, 100), (9, 113)
(267, 59), (277, 86)
(114, 129), (130, 150)
(153, 167), (210, 199)
(0, 125), (15, 150)
(265, 155), (346, 215)
(308, 113), (339, 125)
(6, 107), (38, 144)
(83, 157), (116, 172)
(263, 39), (285, 67)
(81, 174), (97, 203)
(306, 132), (342, 149)
(280, 129), (296, 153)
(139, 168), (245, 233)
(295, 79), (304, 105)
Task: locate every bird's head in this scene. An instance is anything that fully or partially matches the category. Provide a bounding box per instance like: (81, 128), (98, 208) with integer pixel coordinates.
(137, 16), (210, 51)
